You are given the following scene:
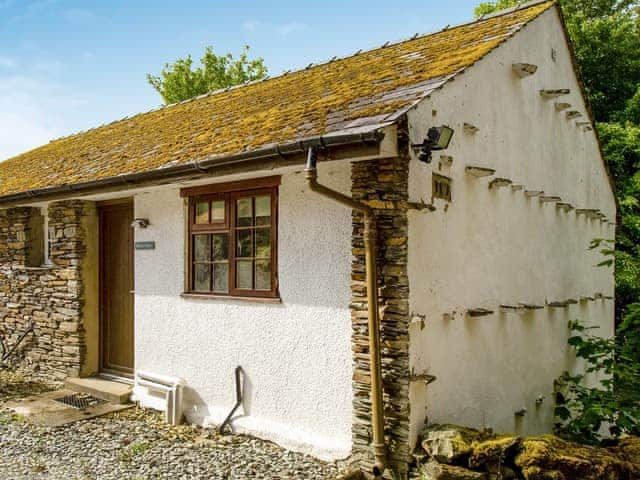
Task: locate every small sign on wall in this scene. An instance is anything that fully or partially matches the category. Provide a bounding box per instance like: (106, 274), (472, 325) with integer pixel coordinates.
(135, 241), (156, 250)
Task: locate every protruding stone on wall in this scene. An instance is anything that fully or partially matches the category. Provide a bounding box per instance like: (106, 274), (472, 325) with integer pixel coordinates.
(0, 200), (95, 383)
(350, 136), (411, 476)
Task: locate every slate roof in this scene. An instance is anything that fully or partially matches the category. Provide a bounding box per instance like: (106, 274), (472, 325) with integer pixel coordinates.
(0, 1), (554, 198)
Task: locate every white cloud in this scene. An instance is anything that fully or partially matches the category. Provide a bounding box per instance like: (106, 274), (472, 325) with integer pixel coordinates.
(10, 0), (57, 23)
(242, 20), (259, 31)
(241, 19), (308, 36)
(275, 21), (308, 36)
(0, 56), (16, 68)
(0, 74), (81, 160)
(63, 7), (96, 23)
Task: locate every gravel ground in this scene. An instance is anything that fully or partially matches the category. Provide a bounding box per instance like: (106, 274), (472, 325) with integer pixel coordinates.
(0, 372), (340, 480)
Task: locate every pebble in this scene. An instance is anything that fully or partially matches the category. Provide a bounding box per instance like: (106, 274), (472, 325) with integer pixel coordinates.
(0, 376), (340, 480)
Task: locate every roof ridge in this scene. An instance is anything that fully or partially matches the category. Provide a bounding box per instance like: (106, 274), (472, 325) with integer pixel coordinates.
(45, 0), (555, 145)
(477, 0), (555, 20)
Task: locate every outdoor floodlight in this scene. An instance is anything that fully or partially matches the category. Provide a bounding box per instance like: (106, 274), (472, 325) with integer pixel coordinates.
(412, 125), (454, 163)
(131, 218), (150, 229)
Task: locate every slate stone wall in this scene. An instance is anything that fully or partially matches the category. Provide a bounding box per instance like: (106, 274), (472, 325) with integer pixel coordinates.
(0, 200), (95, 382)
(350, 146), (411, 477)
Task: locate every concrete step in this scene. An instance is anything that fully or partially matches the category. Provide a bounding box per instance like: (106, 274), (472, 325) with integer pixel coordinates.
(64, 377), (132, 404)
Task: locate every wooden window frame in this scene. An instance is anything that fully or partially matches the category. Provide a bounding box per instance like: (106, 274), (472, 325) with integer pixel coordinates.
(181, 176), (280, 299)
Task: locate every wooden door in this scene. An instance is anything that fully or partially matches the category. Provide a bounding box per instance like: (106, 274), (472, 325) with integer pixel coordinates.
(99, 201), (134, 377)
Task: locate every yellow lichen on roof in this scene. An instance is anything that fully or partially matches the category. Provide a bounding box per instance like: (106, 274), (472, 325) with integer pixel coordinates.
(0, 1), (554, 197)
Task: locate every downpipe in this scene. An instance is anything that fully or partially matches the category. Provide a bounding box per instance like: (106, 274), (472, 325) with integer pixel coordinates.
(304, 147), (386, 478)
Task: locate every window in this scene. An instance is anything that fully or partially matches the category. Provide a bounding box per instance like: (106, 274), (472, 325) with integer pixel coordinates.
(432, 173), (452, 202)
(43, 205), (53, 265)
(181, 176), (280, 298)
(26, 208), (45, 267)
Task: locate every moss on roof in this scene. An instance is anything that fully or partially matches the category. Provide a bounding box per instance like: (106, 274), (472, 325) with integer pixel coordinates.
(0, 1), (554, 197)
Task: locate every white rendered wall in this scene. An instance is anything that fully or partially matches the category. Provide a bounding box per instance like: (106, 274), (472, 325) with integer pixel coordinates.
(407, 8), (616, 448)
(132, 162), (354, 461)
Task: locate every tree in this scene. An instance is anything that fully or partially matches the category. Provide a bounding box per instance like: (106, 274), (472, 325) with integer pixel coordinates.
(147, 45), (267, 104)
(598, 122), (640, 321)
(474, 0), (522, 17)
(554, 318), (640, 444)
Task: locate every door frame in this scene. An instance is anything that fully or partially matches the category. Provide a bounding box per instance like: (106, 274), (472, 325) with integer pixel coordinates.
(98, 198), (135, 378)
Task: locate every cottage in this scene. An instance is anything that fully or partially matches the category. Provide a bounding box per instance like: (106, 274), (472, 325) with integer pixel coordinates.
(0, 1), (615, 477)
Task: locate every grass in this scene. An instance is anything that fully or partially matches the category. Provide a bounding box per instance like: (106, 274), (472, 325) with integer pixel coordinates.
(118, 442), (154, 464)
(0, 411), (25, 424)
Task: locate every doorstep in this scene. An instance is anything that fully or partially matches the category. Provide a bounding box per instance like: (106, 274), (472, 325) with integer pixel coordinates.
(65, 376), (132, 404)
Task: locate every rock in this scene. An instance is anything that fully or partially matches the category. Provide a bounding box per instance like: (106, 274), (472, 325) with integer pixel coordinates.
(468, 435), (521, 469)
(420, 461), (487, 479)
(487, 465), (516, 479)
(515, 435), (637, 480)
(422, 424), (490, 463)
(611, 436), (640, 465)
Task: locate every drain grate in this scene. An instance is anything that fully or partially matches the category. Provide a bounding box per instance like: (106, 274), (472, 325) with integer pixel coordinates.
(52, 392), (106, 409)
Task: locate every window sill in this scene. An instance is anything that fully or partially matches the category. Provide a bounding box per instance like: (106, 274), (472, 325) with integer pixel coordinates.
(21, 265), (56, 271)
(180, 292), (282, 304)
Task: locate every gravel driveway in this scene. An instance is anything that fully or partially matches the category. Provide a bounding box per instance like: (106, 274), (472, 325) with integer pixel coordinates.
(0, 372), (340, 480)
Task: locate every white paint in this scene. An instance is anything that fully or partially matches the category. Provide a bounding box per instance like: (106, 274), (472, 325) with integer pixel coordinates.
(132, 162), (354, 461)
(406, 8), (615, 448)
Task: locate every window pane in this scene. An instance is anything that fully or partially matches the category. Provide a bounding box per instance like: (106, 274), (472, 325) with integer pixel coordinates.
(195, 201), (209, 224)
(255, 228), (271, 258)
(212, 233), (229, 260)
(255, 260), (271, 290)
(213, 262), (229, 293)
(236, 230), (253, 258)
(193, 264), (211, 291)
(193, 234), (211, 261)
(211, 200), (225, 222)
(255, 195), (271, 226)
(236, 260), (253, 289)
(236, 198), (253, 227)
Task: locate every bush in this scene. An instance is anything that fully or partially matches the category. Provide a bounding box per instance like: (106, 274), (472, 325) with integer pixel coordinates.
(554, 315), (640, 444)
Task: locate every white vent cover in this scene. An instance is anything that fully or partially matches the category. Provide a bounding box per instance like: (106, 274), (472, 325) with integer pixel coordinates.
(132, 370), (185, 425)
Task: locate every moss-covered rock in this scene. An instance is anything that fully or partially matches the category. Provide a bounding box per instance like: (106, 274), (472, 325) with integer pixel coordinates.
(515, 435), (636, 480)
(420, 424), (640, 480)
(422, 424), (494, 463)
(420, 461), (487, 480)
(612, 436), (640, 467)
(468, 435), (520, 469)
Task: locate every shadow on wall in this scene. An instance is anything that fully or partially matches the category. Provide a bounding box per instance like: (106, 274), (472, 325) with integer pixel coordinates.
(182, 366), (253, 429)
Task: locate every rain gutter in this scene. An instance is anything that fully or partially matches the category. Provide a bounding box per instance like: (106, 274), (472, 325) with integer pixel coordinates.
(0, 128), (386, 206)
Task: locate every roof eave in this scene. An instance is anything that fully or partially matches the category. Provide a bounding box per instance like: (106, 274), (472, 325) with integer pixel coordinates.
(0, 123), (392, 207)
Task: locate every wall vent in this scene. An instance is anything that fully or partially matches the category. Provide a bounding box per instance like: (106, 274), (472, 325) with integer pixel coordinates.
(432, 173), (452, 201)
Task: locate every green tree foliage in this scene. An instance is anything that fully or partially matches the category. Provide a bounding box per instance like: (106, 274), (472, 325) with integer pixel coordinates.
(474, 0), (523, 16)
(147, 45), (267, 104)
(554, 319), (640, 444)
(598, 123), (640, 317)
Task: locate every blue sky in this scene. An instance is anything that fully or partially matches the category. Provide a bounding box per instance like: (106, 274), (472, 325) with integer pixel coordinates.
(0, 0), (479, 160)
